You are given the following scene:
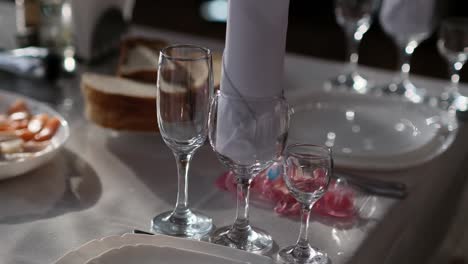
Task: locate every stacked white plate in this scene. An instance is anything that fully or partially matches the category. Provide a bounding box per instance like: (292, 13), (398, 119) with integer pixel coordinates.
(55, 234), (274, 264)
(288, 91), (457, 171)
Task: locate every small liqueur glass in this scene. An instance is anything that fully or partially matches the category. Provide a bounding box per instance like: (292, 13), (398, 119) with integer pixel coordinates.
(278, 144), (332, 264)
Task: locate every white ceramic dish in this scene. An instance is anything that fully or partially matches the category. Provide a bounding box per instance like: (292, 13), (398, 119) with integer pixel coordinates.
(55, 234), (273, 264)
(0, 90), (70, 179)
(85, 244), (244, 264)
(288, 91), (457, 171)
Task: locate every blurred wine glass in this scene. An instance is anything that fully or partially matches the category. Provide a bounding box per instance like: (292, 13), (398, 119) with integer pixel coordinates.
(208, 91), (289, 254)
(326, 0), (380, 94)
(435, 17), (468, 111)
(377, 0), (438, 103)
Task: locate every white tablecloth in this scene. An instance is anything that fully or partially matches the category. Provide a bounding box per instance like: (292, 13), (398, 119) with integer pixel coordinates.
(0, 25), (467, 264)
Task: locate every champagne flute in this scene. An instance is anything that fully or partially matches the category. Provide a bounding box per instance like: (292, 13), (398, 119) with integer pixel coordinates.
(327, 0), (379, 94)
(278, 144), (332, 264)
(152, 44), (214, 238)
(378, 0), (438, 103)
(208, 91), (289, 253)
(436, 17), (468, 111)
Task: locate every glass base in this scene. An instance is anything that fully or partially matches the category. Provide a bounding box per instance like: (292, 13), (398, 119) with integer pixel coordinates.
(210, 225), (273, 254)
(325, 72), (371, 94)
(278, 245), (330, 264)
(377, 79), (425, 103)
(151, 209), (213, 239)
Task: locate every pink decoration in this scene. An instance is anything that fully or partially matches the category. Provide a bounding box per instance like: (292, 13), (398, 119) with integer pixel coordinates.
(216, 165), (356, 219)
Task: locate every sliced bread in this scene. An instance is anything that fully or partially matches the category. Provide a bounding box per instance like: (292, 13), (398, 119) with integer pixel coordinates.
(117, 37), (222, 89)
(81, 73), (158, 132)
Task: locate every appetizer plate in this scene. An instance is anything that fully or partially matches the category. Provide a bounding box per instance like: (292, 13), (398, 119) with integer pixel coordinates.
(0, 90), (69, 179)
(288, 91), (457, 171)
(85, 244), (244, 264)
(55, 234), (273, 264)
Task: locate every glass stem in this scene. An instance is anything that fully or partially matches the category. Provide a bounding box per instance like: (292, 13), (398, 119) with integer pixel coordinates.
(173, 152), (193, 218)
(447, 62), (462, 94)
(345, 30), (359, 74)
(232, 177), (252, 234)
(397, 44), (412, 83)
(296, 203), (313, 249)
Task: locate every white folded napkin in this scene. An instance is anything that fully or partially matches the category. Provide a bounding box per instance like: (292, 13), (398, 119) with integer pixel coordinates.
(215, 0), (290, 170)
(220, 0), (289, 98)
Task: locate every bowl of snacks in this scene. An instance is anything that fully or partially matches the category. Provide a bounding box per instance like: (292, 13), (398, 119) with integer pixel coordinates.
(0, 90), (70, 179)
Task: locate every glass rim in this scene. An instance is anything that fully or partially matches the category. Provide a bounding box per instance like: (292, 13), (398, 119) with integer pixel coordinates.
(213, 90), (285, 102)
(160, 44), (212, 61)
(285, 143), (332, 160)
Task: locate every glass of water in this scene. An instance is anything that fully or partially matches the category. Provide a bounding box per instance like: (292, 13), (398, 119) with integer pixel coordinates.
(152, 44), (214, 238)
(208, 91), (289, 254)
(278, 144), (332, 264)
(326, 0), (379, 94)
(435, 17), (468, 111)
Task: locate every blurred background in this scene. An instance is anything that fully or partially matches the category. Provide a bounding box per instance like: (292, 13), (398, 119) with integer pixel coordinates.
(132, 0), (468, 82)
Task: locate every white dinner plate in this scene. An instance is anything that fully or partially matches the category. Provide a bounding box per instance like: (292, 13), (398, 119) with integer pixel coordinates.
(85, 244), (244, 264)
(0, 90), (70, 179)
(55, 234), (273, 264)
(288, 91), (457, 171)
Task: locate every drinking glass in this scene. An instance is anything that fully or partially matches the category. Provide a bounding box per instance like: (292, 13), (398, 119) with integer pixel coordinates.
(327, 0), (379, 94)
(435, 17), (468, 111)
(278, 144), (332, 264)
(378, 0), (438, 103)
(152, 44), (214, 238)
(208, 91), (289, 253)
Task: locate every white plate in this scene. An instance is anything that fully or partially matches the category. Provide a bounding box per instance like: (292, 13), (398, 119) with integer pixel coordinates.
(288, 91), (457, 171)
(86, 244), (244, 264)
(55, 234), (273, 264)
(0, 90), (70, 179)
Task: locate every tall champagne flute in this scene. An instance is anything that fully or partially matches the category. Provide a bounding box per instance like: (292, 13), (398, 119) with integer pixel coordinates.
(436, 18), (468, 111)
(378, 0), (438, 103)
(209, 91), (289, 253)
(152, 44), (214, 238)
(278, 144), (332, 264)
(327, 0), (379, 94)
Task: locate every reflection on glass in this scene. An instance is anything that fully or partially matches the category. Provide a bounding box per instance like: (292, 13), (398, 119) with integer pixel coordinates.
(326, 0), (379, 94)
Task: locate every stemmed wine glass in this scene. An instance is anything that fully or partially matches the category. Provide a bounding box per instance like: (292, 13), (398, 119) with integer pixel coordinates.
(378, 0), (438, 103)
(327, 0), (379, 94)
(435, 17), (468, 111)
(152, 44), (214, 238)
(208, 91), (289, 253)
(278, 144), (332, 264)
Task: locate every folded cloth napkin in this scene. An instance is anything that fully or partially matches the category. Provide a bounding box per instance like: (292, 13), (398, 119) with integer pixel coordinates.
(215, 0), (290, 165)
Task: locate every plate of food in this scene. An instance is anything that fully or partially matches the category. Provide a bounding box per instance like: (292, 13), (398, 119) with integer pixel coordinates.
(0, 90), (69, 179)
